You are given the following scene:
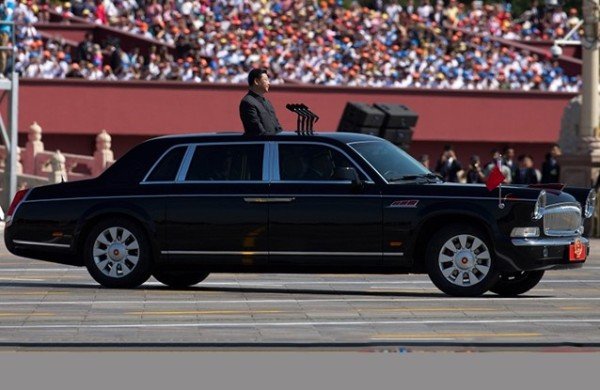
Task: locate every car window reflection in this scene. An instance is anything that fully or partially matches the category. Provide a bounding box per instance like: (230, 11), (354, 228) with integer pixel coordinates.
(278, 144), (364, 181)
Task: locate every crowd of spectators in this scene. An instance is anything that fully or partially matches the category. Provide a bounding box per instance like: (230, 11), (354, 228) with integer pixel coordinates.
(3, 0), (584, 91)
(427, 143), (562, 184)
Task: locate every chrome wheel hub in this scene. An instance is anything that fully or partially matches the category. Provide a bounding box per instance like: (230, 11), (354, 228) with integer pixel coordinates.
(92, 227), (140, 278)
(438, 234), (491, 287)
(455, 250), (475, 270)
(107, 242), (127, 262)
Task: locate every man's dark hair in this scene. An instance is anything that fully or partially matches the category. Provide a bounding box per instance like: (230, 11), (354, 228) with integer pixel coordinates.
(248, 68), (267, 86)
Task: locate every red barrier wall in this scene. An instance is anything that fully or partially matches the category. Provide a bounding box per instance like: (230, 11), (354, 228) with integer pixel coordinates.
(4, 79), (574, 170)
(17, 79), (575, 143)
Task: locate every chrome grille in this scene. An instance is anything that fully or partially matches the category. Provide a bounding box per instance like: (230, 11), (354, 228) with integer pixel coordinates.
(543, 204), (583, 236)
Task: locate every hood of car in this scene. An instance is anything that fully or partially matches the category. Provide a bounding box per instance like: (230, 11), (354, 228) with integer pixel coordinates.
(385, 181), (579, 206)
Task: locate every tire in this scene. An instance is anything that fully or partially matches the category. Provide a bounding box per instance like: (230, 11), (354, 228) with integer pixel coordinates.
(84, 218), (152, 288)
(425, 224), (499, 297)
(153, 269), (210, 288)
(490, 270), (545, 296)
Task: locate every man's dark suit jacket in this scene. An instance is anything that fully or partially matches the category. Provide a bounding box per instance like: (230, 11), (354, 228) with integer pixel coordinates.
(541, 159), (560, 183)
(513, 168), (539, 184)
(239, 90), (283, 135)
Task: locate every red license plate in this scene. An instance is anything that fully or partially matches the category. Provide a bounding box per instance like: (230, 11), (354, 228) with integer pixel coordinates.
(569, 239), (587, 261)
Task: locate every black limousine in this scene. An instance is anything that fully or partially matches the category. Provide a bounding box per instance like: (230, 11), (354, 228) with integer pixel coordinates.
(4, 132), (595, 296)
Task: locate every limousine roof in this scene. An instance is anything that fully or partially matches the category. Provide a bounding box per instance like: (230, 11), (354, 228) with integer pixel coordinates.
(152, 131), (380, 144)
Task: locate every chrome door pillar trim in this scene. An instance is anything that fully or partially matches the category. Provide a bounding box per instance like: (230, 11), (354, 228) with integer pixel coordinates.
(175, 145), (196, 182)
(262, 142), (273, 181)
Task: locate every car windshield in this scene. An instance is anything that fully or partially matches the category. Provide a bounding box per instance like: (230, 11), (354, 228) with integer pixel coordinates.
(349, 140), (432, 182)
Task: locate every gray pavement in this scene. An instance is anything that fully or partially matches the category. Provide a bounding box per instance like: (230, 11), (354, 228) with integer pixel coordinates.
(1, 225), (600, 349)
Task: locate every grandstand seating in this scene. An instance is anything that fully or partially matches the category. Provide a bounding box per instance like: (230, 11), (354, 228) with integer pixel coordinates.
(0, 1), (579, 91)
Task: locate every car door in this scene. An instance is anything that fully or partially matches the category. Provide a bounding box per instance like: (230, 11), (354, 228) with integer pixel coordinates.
(163, 142), (270, 267)
(268, 142), (383, 268)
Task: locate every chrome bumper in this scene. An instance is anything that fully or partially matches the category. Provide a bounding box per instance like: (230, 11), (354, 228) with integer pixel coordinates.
(511, 237), (589, 247)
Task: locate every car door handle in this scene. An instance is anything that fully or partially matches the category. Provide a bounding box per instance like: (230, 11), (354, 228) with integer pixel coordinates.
(244, 197), (295, 203)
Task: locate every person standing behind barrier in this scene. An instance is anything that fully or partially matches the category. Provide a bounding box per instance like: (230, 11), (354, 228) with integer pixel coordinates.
(239, 68), (283, 136)
(0, 0), (14, 77)
(434, 145), (463, 183)
(484, 148), (512, 184)
(502, 145), (517, 179)
(514, 154), (539, 184)
(542, 144), (561, 183)
(466, 155), (486, 184)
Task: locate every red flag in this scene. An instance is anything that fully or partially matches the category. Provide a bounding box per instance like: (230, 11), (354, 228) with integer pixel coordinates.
(486, 160), (506, 191)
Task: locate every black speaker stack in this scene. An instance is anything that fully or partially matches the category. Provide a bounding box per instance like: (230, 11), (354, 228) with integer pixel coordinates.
(337, 102), (418, 150)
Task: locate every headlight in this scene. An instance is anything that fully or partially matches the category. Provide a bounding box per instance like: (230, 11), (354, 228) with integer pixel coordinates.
(510, 227), (540, 238)
(532, 190), (546, 220)
(585, 189), (596, 218)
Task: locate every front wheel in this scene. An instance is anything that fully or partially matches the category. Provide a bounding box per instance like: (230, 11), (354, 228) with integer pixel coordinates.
(425, 224), (498, 297)
(153, 269), (210, 288)
(84, 218), (152, 288)
(490, 271), (545, 296)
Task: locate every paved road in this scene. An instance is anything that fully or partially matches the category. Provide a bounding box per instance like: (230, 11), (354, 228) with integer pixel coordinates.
(1, 227), (600, 348)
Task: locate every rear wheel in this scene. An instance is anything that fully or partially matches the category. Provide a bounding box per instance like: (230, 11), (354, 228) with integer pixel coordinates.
(425, 224), (498, 297)
(84, 218), (152, 288)
(153, 269), (210, 288)
(490, 271), (545, 296)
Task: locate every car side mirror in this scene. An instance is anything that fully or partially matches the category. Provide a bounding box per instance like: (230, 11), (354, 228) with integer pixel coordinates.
(334, 167), (362, 187)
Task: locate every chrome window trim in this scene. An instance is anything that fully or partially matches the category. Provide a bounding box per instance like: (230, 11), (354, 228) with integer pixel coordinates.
(177, 180), (267, 184)
(141, 144), (190, 183)
(273, 141), (374, 183)
(141, 141), (268, 184)
(271, 181), (356, 185)
(271, 142), (280, 182)
(262, 142), (272, 181)
(175, 145), (196, 182)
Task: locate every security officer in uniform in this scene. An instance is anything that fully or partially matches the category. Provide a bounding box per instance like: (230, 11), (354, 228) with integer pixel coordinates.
(239, 68), (283, 135)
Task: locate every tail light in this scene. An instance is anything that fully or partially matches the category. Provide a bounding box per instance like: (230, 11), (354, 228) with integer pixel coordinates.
(5, 189), (30, 224)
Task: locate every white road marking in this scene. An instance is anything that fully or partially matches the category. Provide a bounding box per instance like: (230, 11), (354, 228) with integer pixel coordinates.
(2, 296), (600, 306)
(0, 268), (84, 272)
(2, 318), (600, 330)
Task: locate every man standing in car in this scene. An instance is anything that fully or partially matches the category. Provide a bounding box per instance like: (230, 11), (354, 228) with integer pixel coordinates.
(240, 68), (283, 135)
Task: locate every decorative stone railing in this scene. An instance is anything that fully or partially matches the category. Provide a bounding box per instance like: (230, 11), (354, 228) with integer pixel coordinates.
(0, 122), (114, 189)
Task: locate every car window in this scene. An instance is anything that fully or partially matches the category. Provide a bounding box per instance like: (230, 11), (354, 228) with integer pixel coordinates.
(146, 146), (187, 182)
(278, 144), (365, 181)
(350, 141), (429, 181)
(185, 144), (264, 181)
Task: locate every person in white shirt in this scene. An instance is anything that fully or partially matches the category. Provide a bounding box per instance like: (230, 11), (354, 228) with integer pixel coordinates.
(417, 0), (433, 20)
